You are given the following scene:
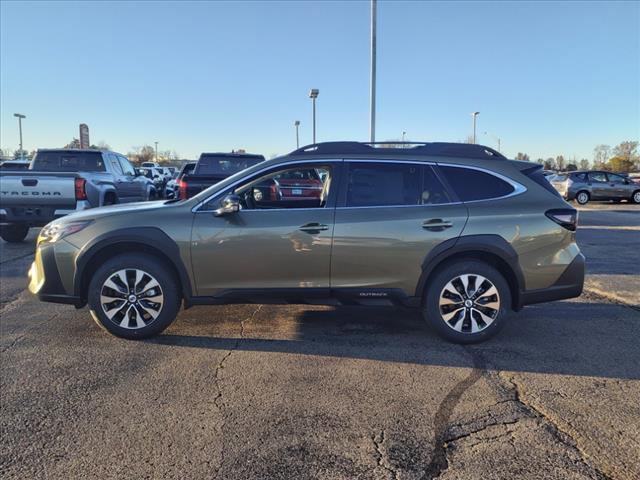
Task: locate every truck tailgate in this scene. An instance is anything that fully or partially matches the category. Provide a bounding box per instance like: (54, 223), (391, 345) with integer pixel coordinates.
(0, 172), (77, 206)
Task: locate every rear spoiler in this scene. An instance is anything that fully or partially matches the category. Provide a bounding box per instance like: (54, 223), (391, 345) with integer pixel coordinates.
(509, 160), (542, 174)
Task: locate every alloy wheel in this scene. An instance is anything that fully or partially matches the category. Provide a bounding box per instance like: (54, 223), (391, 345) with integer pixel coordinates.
(577, 192), (589, 204)
(100, 269), (164, 329)
(438, 274), (500, 334)
(634, 191), (640, 203)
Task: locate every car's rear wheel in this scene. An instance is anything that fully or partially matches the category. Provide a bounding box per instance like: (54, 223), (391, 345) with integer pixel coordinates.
(423, 260), (511, 344)
(575, 191), (590, 205)
(632, 190), (640, 204)
(88, 253), (180, 339)
(0, 224), (29, 243)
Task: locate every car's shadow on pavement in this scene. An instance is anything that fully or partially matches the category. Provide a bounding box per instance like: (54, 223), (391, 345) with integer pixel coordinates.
(150, 300), (640, 381)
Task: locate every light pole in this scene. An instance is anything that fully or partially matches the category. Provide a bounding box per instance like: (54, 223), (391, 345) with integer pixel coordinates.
(402, 131), (406, 142)
(294, 120), (300, 149)
(483, 131), (501, 152)
(471, 112), (480, 144)
(13, 113), (26, 159)
(309, 89), (319, 144)
(369, 0), (377, 142)
(154, 141), (159, 162)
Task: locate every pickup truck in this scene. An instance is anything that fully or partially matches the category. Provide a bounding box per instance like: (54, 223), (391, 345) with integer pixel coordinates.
(0, 149), (153, 242)
(179, 152), (265, 199)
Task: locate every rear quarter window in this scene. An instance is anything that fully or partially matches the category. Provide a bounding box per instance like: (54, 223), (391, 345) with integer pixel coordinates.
(438, 166), (515, 201)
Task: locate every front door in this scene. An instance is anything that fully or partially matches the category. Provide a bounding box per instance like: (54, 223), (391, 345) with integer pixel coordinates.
(331, 161), (468, 299)
(607, 173), (630, 199)
(190, 161), (340, 297)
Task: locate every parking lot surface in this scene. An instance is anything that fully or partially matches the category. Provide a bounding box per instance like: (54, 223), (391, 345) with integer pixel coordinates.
(1, 203), (639, 479)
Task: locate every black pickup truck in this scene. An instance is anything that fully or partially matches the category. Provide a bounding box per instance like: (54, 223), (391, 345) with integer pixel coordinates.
(179, 152), (265, 199)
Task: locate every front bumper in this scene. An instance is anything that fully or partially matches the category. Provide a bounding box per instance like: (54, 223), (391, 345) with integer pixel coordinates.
(28, 241), (83, 307)
(519, 252), (585, 307)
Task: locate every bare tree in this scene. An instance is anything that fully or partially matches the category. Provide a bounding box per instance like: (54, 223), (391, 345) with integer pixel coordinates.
(555, 155), (566, 171)
(579, 158), (590, 170)
(593, 144), (611, 166)
(515, 152), (530, 161)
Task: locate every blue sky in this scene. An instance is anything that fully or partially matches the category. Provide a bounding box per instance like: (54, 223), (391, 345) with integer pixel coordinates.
(1, 0), (638, 160)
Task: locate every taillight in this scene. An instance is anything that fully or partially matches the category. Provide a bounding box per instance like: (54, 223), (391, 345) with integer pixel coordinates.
(546, 208), (578, 231)
(178, 179), (187, 199)
(74, 178), (87, 200)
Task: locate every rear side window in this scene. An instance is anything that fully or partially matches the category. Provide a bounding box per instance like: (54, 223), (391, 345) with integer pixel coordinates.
(345, 162), (451, 207)
(571, 172), (587, 182)
(31, 151), (105, 172)
(196, 155), (265, 175)
(438, 166), (514, 202)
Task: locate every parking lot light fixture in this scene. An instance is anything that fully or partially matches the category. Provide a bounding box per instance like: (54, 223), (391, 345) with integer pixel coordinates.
(294, 120), (300, 149)
(155, 141), (159, 162)
(309, 89), (319, 144)
(471, 112), (480, 144)
(13, 113), (26, 159)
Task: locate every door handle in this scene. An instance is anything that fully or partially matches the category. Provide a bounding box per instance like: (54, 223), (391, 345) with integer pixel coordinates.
(422, 219), (453, 231)
(299, 222), (329, 233)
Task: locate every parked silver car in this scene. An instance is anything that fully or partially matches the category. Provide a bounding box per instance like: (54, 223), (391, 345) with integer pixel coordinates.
(550, 171), (640, 205)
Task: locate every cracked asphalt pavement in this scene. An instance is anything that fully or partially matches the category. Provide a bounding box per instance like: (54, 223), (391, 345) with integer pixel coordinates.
(1, 203), (639, 479)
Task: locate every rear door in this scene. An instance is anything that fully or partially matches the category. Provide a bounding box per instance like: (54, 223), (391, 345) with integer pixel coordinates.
(330, 160), (467, 300)
(588, 172), (609, 199)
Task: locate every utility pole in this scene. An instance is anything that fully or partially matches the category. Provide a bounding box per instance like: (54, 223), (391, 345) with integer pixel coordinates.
(471, 112), (480, 144)
(369, 0), (377, 142)
(294, 120), (300, 149)
(13, 113), (26, 159)
(309, 89), (319, 144)
(154, 141), (159, 162)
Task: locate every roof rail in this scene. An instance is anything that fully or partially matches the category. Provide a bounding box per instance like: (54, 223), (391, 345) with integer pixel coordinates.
(290, 141), (506, 159)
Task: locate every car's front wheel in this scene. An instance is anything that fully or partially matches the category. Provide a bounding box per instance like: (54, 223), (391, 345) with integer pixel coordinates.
(88, 253), (180, 339)
(423, 260), (511, 344)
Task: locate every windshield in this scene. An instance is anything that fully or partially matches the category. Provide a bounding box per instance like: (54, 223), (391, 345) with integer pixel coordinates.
(31, 151), (106, 172)
(195, 155), (265, 176)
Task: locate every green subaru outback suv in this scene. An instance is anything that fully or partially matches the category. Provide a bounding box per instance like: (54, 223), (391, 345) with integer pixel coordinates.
(28, 142), (584, 343)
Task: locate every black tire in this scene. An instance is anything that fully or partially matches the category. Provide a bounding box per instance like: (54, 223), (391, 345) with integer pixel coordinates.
(88, 253), (181, 339)
(103, 194), (117, 206)
(0, 224), (29, 243)
(575, 191), (590, 205)
(423, 260), (511, 344)
(632, 190), (640, 204)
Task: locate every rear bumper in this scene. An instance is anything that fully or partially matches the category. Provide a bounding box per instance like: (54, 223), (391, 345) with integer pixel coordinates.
(0, 200), (91, 227)
(519, 252), (585, 307)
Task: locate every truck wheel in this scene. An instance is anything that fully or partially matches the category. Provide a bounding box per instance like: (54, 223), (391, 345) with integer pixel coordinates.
(88, 253), (181, 339)
(0, 224), (30, 243)
(423, 260), (511, 344)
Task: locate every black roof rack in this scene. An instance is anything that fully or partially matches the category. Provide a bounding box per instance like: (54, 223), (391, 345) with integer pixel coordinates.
(290, 141), (506, 159)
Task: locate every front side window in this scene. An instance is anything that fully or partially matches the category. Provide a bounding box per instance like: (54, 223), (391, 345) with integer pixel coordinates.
(117, 155), (135, 176)
(438, 166), (515, 202)
(607, 173), (626, 184)
(229, 164), (332, 210)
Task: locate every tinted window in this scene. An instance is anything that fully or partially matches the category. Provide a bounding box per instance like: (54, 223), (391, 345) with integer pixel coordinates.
(31, 151), (106, 172)
(589, 172), (607, 182)
(607, 173), (626, 184)
(196, 154), (265, 176)
(439, 166), (515, 201)
(346, 162), (422, 207)
(108, 154), (124, 175)
(571, 172), (587, 182)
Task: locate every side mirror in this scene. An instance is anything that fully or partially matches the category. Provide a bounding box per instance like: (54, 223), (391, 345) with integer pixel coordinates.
(214, 194), (241, 216)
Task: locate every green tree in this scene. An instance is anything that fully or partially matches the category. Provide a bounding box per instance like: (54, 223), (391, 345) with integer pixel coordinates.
(566, 163), (577, 171)
(543, 157), (556, 170)
(607, 156), (634, 172)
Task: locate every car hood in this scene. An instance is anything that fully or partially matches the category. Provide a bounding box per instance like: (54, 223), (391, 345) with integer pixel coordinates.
(55, 200), (168, 224)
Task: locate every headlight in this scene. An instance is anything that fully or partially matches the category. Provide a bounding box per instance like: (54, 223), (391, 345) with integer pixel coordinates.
(38, 221), (92, 244)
